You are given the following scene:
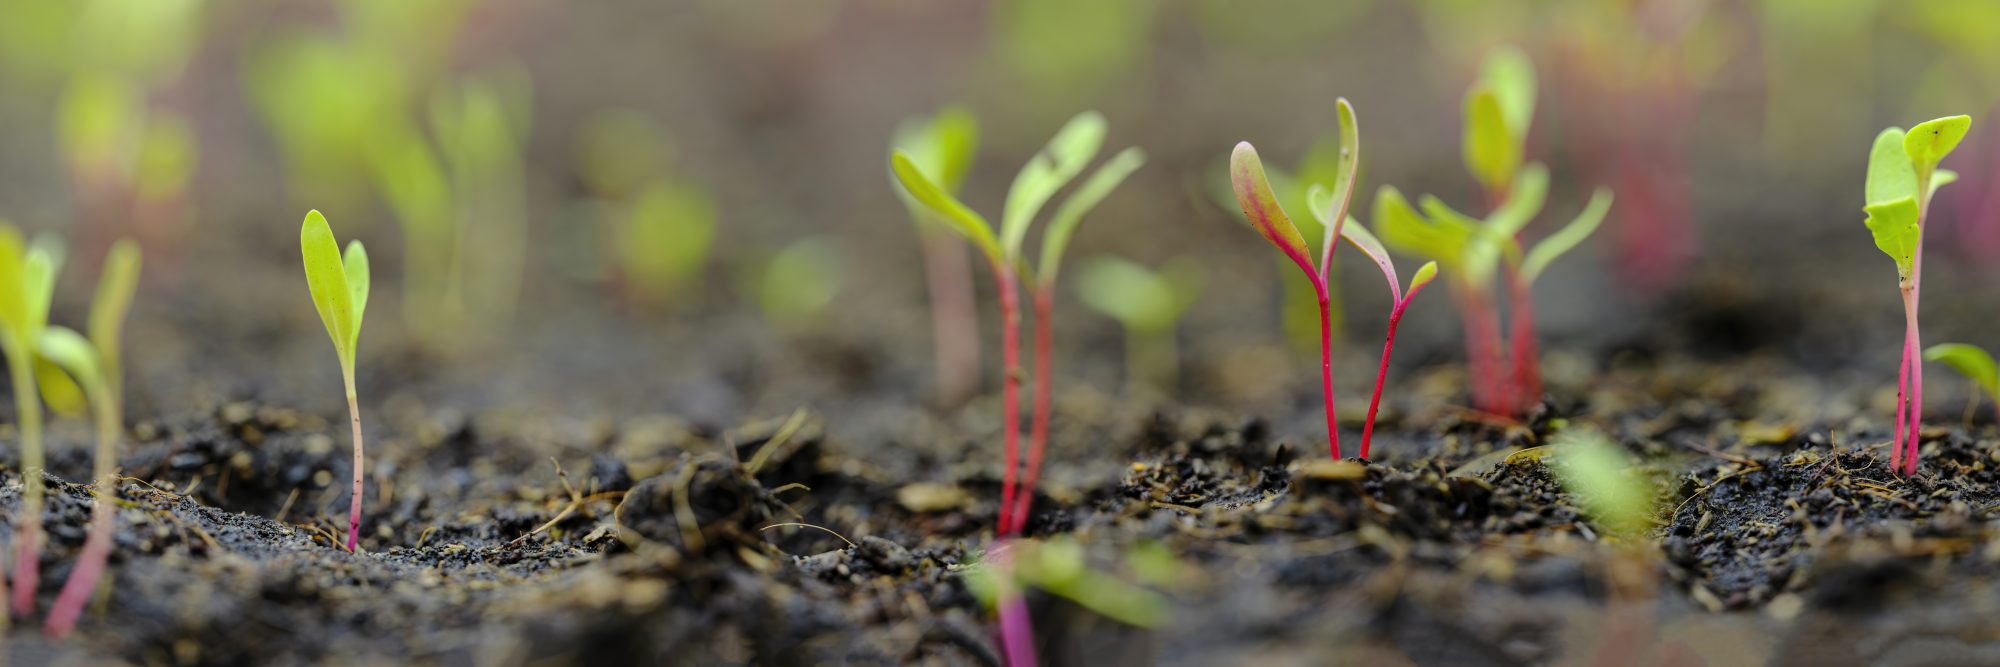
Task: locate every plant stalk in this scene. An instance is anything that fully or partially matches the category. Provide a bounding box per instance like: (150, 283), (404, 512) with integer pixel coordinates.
(44, 396), (120, 638)
(9, 340), (43, 617)
(991, 262), (1023, 536)
(1507, 272), (1543, 415)
(345, 382), (366, 552)
(1360, 299), (1414, 460)
(920, 227), (981, 406)
(1008, 288), (1055, 536)
(1315, 283), (1341, 459)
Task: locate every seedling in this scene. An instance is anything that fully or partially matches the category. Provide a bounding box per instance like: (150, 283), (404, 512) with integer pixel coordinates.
(892, 111), (1143, 536)
(299, 210), (372, 551)
(1074, 256), (1203, 395)
(891, 107), (984, 405)
(0, 228), (61, 616)
(1307, 187), (1438, 460)
(753, 237), (843, 331)
(619, 181), (717, 306)
(1230, 98), (1360, 458)
(39, 238), (140, 638)
(1864, 115), (1972, 475)
(1925, 343), (2000, 420)
(1373, 49), (1612, 418)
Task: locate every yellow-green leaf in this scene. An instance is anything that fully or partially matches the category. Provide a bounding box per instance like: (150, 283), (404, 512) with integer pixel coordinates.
(36, 326), (106, 413)
(88, 238), (141, 394)
(343, 240), (370, 353)
(1039, 147), (1145, 285)
(1003, 111), (1106, 259)
(0, 224), (27, 345)
(300, 210), (356, 365)
(1865, 127), (1916, 206)
(1520, 189), (1613, 282)
(1925, 343), (2000, 400)
(1230, 142), (1314, 274)
(1409, 261), (1440, 293)
(1480, 46), (1537, 143)
(1488, 163), (1549, 238)
(1904, 114), (1972, 173)
(891, 151), (1001, 261)
(1463, 88), (1519, 197)
(1325, 98), (1361, 245)
(1863, 196), (1921, 282)
(1311, 184), (1400, 300)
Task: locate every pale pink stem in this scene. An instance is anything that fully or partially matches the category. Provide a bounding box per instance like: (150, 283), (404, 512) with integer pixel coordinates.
(346, 394), (365, 552)
(11, 516), (40, 615)
(921, 229), (981, 405)
(1892, 323), (1911, 473)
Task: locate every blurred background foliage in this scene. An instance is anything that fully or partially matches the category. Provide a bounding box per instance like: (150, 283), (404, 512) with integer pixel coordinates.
(0, 0), (1995, 427)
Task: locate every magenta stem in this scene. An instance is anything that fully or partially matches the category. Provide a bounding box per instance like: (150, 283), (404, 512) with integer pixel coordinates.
(1008, 288), (1055, 535)
(1359, 303), (1408, 460)
(1507, 273), (1542, 416)
(43, 475), (115, 637)
(991, 261), (1023, 536)
(1314, 282), (1341, 459)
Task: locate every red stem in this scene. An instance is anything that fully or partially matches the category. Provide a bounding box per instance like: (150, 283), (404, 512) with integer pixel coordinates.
(1359, 302), (1410, 460)
(1457, 289), (1507, 414)
(1315, 283), (1341, 459)
(1900, 186), (1933, 475)
(1008, 288), (1054, 535)
(43, 475), (115, 637)
(1507, 273), (1543, 416)
(991, 262), (1023, 536)
(1892, 322), (1910, 473)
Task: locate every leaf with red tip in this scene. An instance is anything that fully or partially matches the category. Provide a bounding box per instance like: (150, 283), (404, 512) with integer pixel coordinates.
(1230, 142), (1315, 276)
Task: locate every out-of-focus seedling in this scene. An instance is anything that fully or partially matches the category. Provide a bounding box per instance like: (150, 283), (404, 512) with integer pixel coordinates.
(619, 181), (717, 306)
(1925, 343), (2000, 419)
(1864, 115), (1972, 475)
(891, 107), (984, 405)
(1309, 185), (1438, 460)
(0, 226), (59, 616)
(41, 238), (140, 638)
(299, 210), (372, 552)
(965, 537), (1173, 630)
(893, 111), (1143, 537)
(753, 237), (844, 332)
(1075, 256), (1203, 396)
(1373, 48), (1612, 418)
(1550, 428), (1653, 541)
(1230, 98), (1360, 459)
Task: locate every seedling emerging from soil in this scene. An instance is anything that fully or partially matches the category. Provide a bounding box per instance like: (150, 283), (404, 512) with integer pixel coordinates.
(1075, 256), (1203, 395)
(299, 210), (372, 551)
(1925, 343), (2000, 418)
(1231, 98), (1360, 458)
(1375, 50), (1612, 418)
(0, 227), (62, 616)
(891, 107), (983, 405)
(42, 238), (139, 638)
(1864, 115), (1972, 475)
(892, 111), (1144, 536)
(1308, 186), (1438, 460)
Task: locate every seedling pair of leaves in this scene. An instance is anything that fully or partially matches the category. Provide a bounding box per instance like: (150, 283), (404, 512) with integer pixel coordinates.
(1074, 255), (1204, 394)
(890, 107), (984, 405)
(300, 210), (372, 551)
(1863, 114), (1973, 475)
(891, 110), (1146, 537)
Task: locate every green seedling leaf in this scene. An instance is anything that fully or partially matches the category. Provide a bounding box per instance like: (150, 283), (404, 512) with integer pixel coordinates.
(0, 224), (28, 345)
(758, 237), (844, 327)
(1905, 115), (1972, 173)
(1231, 142), (1314, 273)
(1311, 184), (1400, 298)
(1550, 428), (1652, 540)
(86, 238), (139, 394)
(1463, 88), (1519, 197)
(1480, 46), (1537, 143)
(1488, 163), (1549, 238)
(1863, 196), (1921, 283)
(1372, 186), (1460, 264)
(1520, 188), (1613, 282)
(891, 106), (980, 195)
(25, 235), (63, 331)
(300, 210), (359, 367)
(1932, 169), (1960, 198)
(35, 326), (105, 407)
(1039, 147), (1146, 285)
(1323, 98), (1361, 256)
(35, 358), (86, 417)
(1409, 261), (1440, 293)
(1865, 127), (1916, 205)
(891, 151), (1002, 261)
(1003, 111), (1107, 259)
(1077, 256), (1179, 333)
(1925, 343), (2000, 400)
(343, 240), (370, 353)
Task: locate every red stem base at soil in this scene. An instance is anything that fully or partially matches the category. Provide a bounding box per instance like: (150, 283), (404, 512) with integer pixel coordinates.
(44, 477), (117, 637)
(1007, 289), (1054, 536)
(991, 264), (1023, 537)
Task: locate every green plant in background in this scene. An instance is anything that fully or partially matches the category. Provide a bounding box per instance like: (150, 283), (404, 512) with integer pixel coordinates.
(891, 107), (984, 406)
(965, 536), (1173, 629)
(41, 238), (140, 638)
(1549, 427), (1653, 540)
(299, 210), (372, 552)
(1074, 255), (1202, 396)
(892, 110), (1144, 537)
(1373, 48), (1612, 418)
(1229, 99), (1361, 460)
(619, 182), (717, 308)
(431, 70), (532, 333)
(1925, 343), (2000, 420)
(1308, 186), (1439, 460)
(753, 237), (844, 332)
(0, 226), (62, 616)
(1864, 114), (1973, 475)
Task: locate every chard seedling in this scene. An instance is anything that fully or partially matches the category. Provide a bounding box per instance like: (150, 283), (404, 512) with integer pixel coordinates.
(1864, 115), (1972, 475)
(0, 228), (61, 616)
(1230, 98), (1360, 458)
(40, 239), (139, 638)
(891, 107), (984, 405)
(299, 210), (372, 551)
(893, 111), (1143, 536)
(1308, 186), (1438, 460)
(1926, 343), (2000, 419)
(1374, 49), (1612, 418)
(1075, 256), (1203, 396)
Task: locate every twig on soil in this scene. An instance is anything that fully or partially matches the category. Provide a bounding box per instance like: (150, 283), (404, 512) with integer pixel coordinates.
(275, 487), (301, 524)
(758, 522), (856, 549)
(1677, 438), (1760, 467)
(507, 458), (584, 548)
(745, 408), (811, 476)
(671, 461), (705, 552)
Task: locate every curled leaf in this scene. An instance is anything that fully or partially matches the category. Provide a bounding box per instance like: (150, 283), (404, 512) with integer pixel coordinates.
(1925, 343), (2000, 401)
(300, 210), (357, 366)
(1409, 261), (1440, 294)
(891, 151), (1002, 261)
(1862, 196), (1921, 283)
(1480, 46), (1537, 142)
(1463, 88), (1519, 198)
(343, 240), (370, 353)
(1865, 127), (1916, 206)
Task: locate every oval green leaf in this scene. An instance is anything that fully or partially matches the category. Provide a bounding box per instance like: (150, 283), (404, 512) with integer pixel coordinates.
(1925, 342), (2000, 400)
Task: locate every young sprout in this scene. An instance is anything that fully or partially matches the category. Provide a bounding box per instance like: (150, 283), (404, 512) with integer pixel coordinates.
(1074, 256), (1203, 396)
(0, 228), (61, 616)
(299, 210), (372, 551)
(1374, 48), (1612, 418)
(893, 111), (1143, 536)
(1230, 98), (1360, 459)
(40, 238), (140, 638)
(1307, 187), (1438, 460)
(1926, 343), (2000, 420)
(619, 181), (717, 306)
(891, 107), (983, 405)
(753, 237), (843, 332)
(1864, 115), (1972, 475)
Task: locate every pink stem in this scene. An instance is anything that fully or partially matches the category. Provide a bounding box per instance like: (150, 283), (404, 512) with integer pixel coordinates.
(43, 475), (116, 637)
(991, 540), (1038, 667)
(1901, 290), (1923, 476)
(1507, 273), (1543, 416)
(346, 394), (365, 552)
(921, 228), (981, 405)
(1459, 290), (1506, 414)
(1008, 289), (1055, 535)
(1359, 302), (1409, 460)
(1892, 324), (1910, 473)
(1315, 282), (1340, 459)
(991, 262), (1023, 536)
(11, 515), (41, 615)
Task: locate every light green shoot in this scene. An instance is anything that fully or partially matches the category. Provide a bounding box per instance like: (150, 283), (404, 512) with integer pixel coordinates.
(1550, 427), (1654, 541)
(300, 210), (371, 552)
(1075, 255), (1202, 394)
(755, 237), (844, 331)
(889, 106), (980, 215)
(1926, 343), (2000, 415)
(1463, 46), (1535, 201)
(620, 182), (717, 306)
(1002, 111), (1107, 261)
(0, 221), (58, 615)
(964, 537), (1172, 628)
